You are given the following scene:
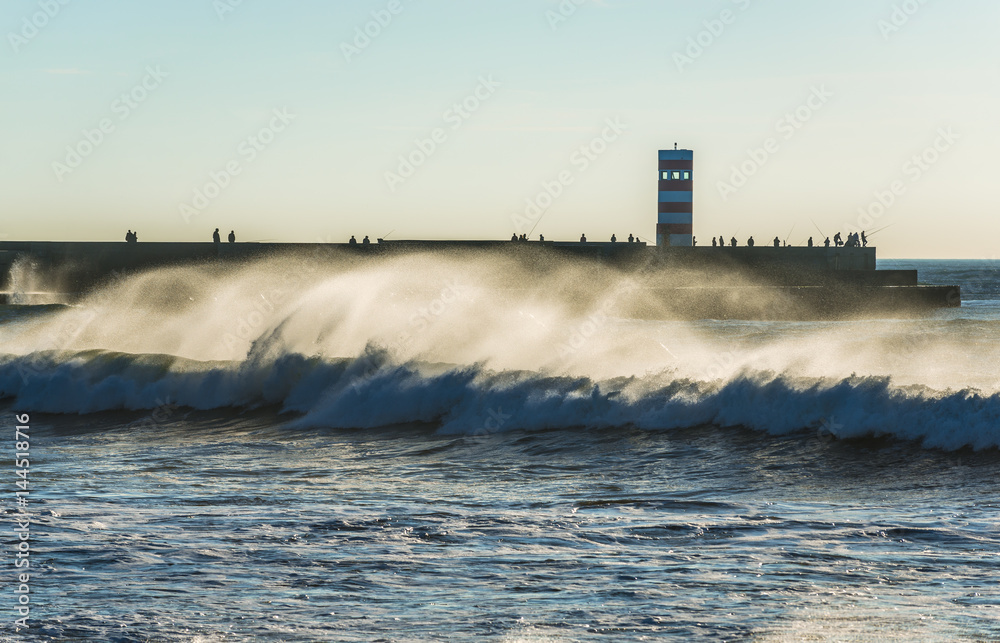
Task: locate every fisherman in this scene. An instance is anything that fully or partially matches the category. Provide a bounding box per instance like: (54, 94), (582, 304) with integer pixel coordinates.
(773, 236), (780, 248)
(580, 234), (587, 243)
(834, 232), (843, 247)
(349, 235), (357, 245)
(228, 230), (236, 244)
(692, 236), (697, 247)
(511, 233), (518, 242)
(362, 235), (370, 245)
(747, 236), (755, 247)
(628, 234), (634, 243)
(824, 237), (831, 247)
(521, 234), (527, 242)
(125, 230), (133, 243)
(611, 234), (617, 243)
(712, 237), (717, 247)
(808, 237), (813, 247)
(539, 234), (544, 242)
(862, 231), (868, 247)
(730, 237), (737, 247)
(213, 228), (221, 244)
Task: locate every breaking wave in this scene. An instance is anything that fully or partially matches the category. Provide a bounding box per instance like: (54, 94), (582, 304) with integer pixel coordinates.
(1, 252), (998, 451)
(1, 346), (998, 451)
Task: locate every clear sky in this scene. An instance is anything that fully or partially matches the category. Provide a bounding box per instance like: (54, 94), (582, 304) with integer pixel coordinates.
(1, 0), (997, 257)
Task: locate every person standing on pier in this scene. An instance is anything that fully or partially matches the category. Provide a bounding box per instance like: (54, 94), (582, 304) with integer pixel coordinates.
(730, 237), (737, 247)
(808, 237), (814, 247)
(228, 230), (236, 244)
(213, 228), (221, 244)
(747, 236), (755, 247)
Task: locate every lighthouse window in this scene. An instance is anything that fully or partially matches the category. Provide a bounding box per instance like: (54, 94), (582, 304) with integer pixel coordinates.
(661, 171), (671, 180)
(671, 171), (682, 180)
(683, 171), (691, 180)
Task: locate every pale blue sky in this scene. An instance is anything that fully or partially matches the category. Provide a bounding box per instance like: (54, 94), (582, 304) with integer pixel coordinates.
(1, 0), (997, 257)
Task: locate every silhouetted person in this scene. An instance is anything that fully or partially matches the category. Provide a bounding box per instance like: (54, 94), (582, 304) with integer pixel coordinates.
(808, 237), (814, 248)
(132, 231), (138, 243)
(834, 232), (843, 247)
(125, 230), (135, 243)
(521, 234), (527, 242)
(580, 234), (587, 243)
(611, 234), (617, 243)
(773, 236), (780, 248)
(539, 234), (545, 242)
(719, 235), (725, 247)
(362, 235), (370, 245)
(824, 237), (831, 247)
(213, 228), (221, 244)
(747, 236), (755, 247)
(862, 231), (868, 247)
(349, 235), (357, 245)
(730, 237), (737, 247)
(228, 230), (236, 244)
(693, 236), (697, 246)
(712, 237), (717, 247)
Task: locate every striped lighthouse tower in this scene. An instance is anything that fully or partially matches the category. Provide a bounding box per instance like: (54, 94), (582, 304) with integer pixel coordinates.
(656, 148), (694, 247)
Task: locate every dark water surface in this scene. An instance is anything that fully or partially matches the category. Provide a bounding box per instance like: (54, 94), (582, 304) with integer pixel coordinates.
(2, 258), (999, 641)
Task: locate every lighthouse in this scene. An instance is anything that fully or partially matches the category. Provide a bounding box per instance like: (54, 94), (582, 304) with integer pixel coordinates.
(656, 148), (693, 247)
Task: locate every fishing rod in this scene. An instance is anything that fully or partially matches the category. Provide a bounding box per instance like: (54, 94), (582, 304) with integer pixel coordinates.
(784, 223), (796, 246)
(526, 212), (548, 239)
(866, 223), (896, 238)
(810, 219), (827, 240)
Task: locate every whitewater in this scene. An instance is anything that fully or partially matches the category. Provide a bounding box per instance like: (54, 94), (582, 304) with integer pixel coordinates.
(1, 253), (998, 641)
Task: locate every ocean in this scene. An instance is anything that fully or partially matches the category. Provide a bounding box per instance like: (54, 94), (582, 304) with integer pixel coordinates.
(1, 255), (998, 642)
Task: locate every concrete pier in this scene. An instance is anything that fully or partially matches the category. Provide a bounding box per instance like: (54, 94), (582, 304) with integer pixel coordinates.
(0, 240), (960, 320)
